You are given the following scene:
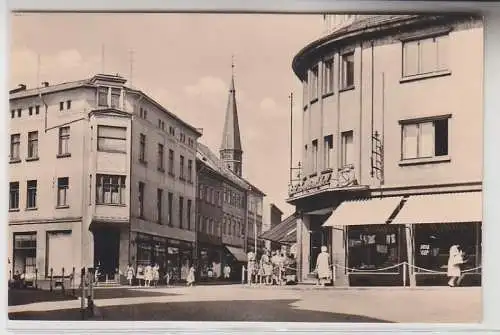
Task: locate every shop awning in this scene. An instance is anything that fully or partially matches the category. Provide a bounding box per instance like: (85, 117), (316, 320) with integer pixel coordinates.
(391, 192), (482, 225)
(225, 246), (247, 262)
(280, 228), (297, 244)
(322, 197), (404, 227)
(259, 213), (297, 244)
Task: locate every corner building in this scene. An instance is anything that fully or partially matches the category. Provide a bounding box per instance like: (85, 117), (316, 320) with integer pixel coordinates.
(8, 74), (201, 284)
(288, 15), (483, 286)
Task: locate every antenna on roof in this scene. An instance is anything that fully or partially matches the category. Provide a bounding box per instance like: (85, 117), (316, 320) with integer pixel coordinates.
(129, 49), (135, 86)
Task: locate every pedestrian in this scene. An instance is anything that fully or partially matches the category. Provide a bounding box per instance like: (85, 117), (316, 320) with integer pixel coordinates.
(223, 264), (231, 280)
(145, 264), (153, 287)
(247, 249), (256, 285)
(164, 270), (171, 287)
(153, 263), (160, 287)
(187, 265), (196, 287)
(126, 264), (135, 286)
(315, 246), (331, 287)
(136, 265), (144, 287)
(447, 245), (465, 287)
(261, 250), (273, 285)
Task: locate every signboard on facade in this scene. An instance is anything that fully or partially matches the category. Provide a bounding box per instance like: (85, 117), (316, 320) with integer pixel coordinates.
(289, 166), (357, 197)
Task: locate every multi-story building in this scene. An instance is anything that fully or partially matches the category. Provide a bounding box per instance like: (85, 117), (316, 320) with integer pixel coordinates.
(262, 203), (284, 251)
(8, 74), (201, 283)
(288, 15), (483, 286)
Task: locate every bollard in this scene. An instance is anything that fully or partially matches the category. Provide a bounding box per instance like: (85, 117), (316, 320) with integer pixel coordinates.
(241, 266), (245, 284)
(35, 268), (38, 289)
(402, 262), (407, 287)
(61, 267), (65, 293)
(72, 267), (76, 296)
(50, 268), (54, 292)
(332, 265), (336, 286)
(80, 267), (86, 320)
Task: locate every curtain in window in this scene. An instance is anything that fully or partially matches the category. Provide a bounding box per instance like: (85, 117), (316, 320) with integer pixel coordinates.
(98, 126), (126, 152)
(419, 122), (435, 158)
(403, 124), (418, 159)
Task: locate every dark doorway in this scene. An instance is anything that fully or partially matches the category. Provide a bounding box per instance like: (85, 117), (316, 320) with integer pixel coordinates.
(309, 214), (331, 273)
(93, 227), (120, 281)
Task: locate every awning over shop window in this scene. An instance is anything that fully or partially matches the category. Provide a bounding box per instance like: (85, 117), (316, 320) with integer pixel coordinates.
(259, 213), (297, 244)
(225, 246), (247, 262)
(391, 192), (482, 225)
(280, 228), (297, 244)
(322, 197), (404, 227)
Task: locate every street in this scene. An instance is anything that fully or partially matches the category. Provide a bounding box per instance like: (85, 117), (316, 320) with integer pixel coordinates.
(8, 284), (481, 323)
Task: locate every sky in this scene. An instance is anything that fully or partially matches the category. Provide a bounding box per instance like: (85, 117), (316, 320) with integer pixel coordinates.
(9, 13), (324, 218)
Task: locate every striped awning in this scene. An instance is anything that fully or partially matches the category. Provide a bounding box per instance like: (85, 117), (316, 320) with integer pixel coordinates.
(391, 192), (482, 225)
(322, 197), (404, 227)
(259, 213), (297, 244)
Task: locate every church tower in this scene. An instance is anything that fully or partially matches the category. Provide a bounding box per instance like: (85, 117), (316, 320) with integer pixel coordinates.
(220, 59), (243, 177)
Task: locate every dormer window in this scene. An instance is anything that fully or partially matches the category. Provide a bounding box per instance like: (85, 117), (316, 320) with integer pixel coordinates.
(111, 88), (121, 108)
(98, 87), (108, 107)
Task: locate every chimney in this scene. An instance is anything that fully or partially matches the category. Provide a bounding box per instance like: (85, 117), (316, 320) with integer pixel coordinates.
(42, 81), (49, 87)
(9, 84), (27, 94)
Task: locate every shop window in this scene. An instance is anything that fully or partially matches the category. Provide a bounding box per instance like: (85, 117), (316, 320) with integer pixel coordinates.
(46, 230), (73, 276)
(137, 237), (153, 267)
(27, 131), (38, 159)
(403, 34), (449, 77)
(401, 117), (449, 160)
(97, 126), (126, 153)
(347, 226), (401, 271)
(10, 134), (20, 161)
(9, 182), (19, 210)
(13, 233), (37, 277)
(323, 58), (334, 95)
(57, 177), (69, 208)
(96, 174), (126, 205)
(341, 52), (355, 89)
(341, 130), (354, 167)
(309, 66), (319, 101)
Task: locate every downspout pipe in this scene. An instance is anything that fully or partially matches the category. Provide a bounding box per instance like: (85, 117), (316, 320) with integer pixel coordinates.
(38, 90), (48, 133)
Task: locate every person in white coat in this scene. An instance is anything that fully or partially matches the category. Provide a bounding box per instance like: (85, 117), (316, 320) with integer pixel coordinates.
(315, 246), (331, 287)
(447, 245), (465, 287)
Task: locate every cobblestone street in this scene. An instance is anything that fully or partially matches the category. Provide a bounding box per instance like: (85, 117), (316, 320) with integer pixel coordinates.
(8, 285), (481, 323)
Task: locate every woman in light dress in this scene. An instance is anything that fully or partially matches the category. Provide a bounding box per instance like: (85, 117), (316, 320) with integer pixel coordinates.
(261, 250), (273, 285)
(136, 265), (144, 287)
(144, 264), (153, 287)
(126, 264), (135, 286)
(315, 246), (331, 287)
(186, 265), (196, 287)
(447, 245), (465, 287)
(152, 264), (160, 287)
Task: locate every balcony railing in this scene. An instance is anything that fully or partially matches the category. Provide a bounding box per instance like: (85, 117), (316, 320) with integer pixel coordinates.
(288, 164), (360, 198)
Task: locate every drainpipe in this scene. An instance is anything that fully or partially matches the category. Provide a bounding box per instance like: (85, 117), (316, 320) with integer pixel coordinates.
(38, 91), (48, 133)
(358, 40), (363, 184)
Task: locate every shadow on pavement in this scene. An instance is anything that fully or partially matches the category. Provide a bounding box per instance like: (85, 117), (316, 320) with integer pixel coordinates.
(10, 299), (391, 322)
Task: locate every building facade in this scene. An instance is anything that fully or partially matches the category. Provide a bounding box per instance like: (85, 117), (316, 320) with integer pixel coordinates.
(288, 15), (483, 286)
(8, 74), (201, 283)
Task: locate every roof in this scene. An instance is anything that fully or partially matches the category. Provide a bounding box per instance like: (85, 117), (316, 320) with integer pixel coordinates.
(259, 213), (298, 244)
(9, 79), (93, 100)
(220, 74), (242, 152)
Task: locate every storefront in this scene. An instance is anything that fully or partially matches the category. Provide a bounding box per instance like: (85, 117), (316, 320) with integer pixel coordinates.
(223, 245), (247, 281)
(198, 244), (223, 280)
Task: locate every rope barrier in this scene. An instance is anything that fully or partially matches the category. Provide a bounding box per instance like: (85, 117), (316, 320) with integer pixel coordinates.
(332, 262), (405, 273)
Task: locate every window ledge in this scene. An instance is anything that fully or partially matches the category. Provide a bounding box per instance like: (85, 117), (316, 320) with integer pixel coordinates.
(322, 92), (334, 99)
(26, 157), (39, 162)
(9, 159), (21, 164)
(98, 149), (127, 154)
(57, 153), (71, 159)
(56, 205), (70, 209)
(399, 155), (451, 166)
(96, 203), (127, 207)
(9, 208), (20, 212)
(26, 207), (38, 211)
(339, 85), (355, 93)
(400, 70), (451, 84)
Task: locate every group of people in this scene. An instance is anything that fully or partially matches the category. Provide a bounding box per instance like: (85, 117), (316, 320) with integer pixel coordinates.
(125, 263), (197, 287)
(246, 249), (297, 286)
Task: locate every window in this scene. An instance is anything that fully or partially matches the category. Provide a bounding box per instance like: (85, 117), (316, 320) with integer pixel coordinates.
(59, 102), (64, 111)
(341, 52), (355, 89)
(97, 126), (126, 153)
(58, 127), (70, 156)
(13, 233), (36, 277)
(9, 182), (19, 210)
(312, 139), (318, 173)
(187, 159), (193, 183)
(57, 177), (69, 208)
(26, 180), (37, 209)
(157, 144), (165, 171)
(168, 192), (173, 226)
(401, 118), (449, 160)
(302, 80), (308, 106)
(27, 131), (38, 159)
(139, 133), (146, 162)
(341, 131), (354, 167)
(35, 105), (40, 115)
(304, 144), (308, 175)
(187, 199), (192, 230)
(11, 110), (15, 118)
(110, 88), (120, 108)
(138, 182), (145, 218)
(324, 135), (334, 170)
(198, 184), (204, 199)
(323, 58), (334, 94)
(10, 134), (20, 161)
(29, 107), (33, 116)
(168, 149), (174, 175)
(179, 196), (184, 229)
(96, 175), (126, 205)
(403, 34), (449, 77)
(169, 126), (175, 136)
(180, 155), (185, 180)
(98, 87), (108, 106)
(157, 189), (163, 224)
(66, 100), (72, 110)
(309, 66), (319, 100)
(17, 109), (21, 117)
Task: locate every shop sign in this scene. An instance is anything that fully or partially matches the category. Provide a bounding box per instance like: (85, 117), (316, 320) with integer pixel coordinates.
(289, 165), (357, 196)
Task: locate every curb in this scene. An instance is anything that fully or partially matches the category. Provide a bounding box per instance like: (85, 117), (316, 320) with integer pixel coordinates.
(239, 284), (480, 291)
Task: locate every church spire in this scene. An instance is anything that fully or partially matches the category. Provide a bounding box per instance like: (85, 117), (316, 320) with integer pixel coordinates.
(220, 56), (243, 177)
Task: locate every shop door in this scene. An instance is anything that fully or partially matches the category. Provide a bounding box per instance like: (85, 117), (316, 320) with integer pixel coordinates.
(93, 228), (120, 281)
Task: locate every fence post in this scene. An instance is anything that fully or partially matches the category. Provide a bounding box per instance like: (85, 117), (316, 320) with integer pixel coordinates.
(61, 267), (65, 293)
(50, 268), (54, 292)
(35, 268), (38, 289)
(402, 262), (407, 288)
(80, 267), (86, 320)
(88, 268), (95, 317)
(72, 267), (76, 296)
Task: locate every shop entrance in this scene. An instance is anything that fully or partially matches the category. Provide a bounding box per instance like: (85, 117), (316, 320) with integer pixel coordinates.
(309, 214), (331, 273)
(93, 227), (120, 281)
